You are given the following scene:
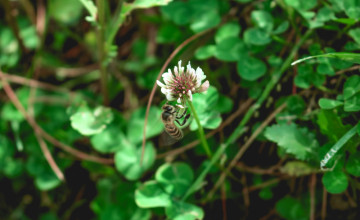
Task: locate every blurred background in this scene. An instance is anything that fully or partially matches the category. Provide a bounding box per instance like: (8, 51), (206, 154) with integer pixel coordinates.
(1, 0), (360, 219)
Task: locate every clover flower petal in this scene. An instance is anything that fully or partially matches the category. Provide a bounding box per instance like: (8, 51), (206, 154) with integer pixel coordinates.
(199, 80), (209, 93)
(157, 60), (209, 104)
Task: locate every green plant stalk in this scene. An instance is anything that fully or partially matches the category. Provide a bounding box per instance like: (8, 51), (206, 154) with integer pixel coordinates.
(106, 0), (124, 48)
(96, 0), (109, 105)
(321, 123), (359, 169)
(187, 100), (212, 158)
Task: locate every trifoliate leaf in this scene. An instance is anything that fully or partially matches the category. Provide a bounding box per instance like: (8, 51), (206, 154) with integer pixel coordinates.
(318, 98), (343, 109)
(91, 177), (151, 220)
(70, 103), (113, 136)
(214, 94), (233, 113)
(49, 0), (84, 25)
(0, 135), (14, 169)
(190, 11), (221, 33)
(259, 187), (273, 200)
(286, 95), (306, 115)
(276, 196), (309, 220)
(343, 75), (360, 100)
(127, 106), (163, 144)
(3, 159), (23, 177)
(90, 124), (131, 153)
(165, 201), (204, 220)
(251, 10), (274, 33)
(322, 170), (348, 194)
(35, 172), (62, 191)
(155, 163), (194, 197)
(346, 152), (360, 176)
(19, 19), (39, 49)
(195, 45), (216, 60)
(26, 155), (66, 191)
(114, 142), (156, 181)
(237, 55), (267, 81)
(161, 2), (193, 25)
(344, 93), (360, 112)
(0, 27), (20, 68)
(344, 0), (360, 19)
(157, 23), (183, 43)
(316, 6), (336, 22)
(316, 110), (350, 142)
(215, 22), (241, 43)
(244, 27), (272, 45)
(214, 37), (246, 61)
(317, 61), (335, 75)
(273, 21), (289, 35)
(1, 87), (42, 122)
(122, 0), (174, 24)
(294, 64), (325, 88)
(135, 181), (172, 208)
(284, 0), (317, 11)
(190, 86), (222, 130)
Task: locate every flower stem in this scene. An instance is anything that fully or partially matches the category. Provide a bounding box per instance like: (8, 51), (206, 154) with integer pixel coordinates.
(187, 100), (212, 158)
(96, 0), (109, 105)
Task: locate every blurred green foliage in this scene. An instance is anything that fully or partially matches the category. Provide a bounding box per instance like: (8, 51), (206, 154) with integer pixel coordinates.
(1, 0), (360, 219)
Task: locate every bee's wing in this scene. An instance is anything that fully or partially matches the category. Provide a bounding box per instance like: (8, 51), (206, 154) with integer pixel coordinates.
(159, 130), (179, 147)
(153, 114), (177, 146)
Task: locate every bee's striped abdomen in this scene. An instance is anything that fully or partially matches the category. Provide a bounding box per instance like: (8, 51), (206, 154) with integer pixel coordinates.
(165, 124), (183, 140)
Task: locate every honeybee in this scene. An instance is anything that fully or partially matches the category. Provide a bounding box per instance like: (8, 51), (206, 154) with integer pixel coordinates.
(161, 103), (190, 142)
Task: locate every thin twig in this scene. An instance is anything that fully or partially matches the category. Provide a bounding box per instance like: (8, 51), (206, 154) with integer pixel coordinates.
(246, 170), (318, 194)
(20, 0), (36, 24)
(34, 131), (65, 181)
(141, 29), (212, 164)
(32, 96), (71, 105)
(56, 64), (99, 78)
(0, 72), (114, 165)
(279, 28), (295, 58)
(241, 174), (250, 209)
(344, 190), (357, 208)
(0, 72), (70, 93)
(321, 186), (327, 220)
(335, 64), (360, 75)
(27, 0), (64, 178)
(221, 183), (227, 220)
(36, 0), (46, 38)
(245, 177), (284, 193)
(260, 209), (276, 220)
(206, 103), (287, 201)
(309, 173), (316, 220)
(235, 161), (283, 175)
(28, 63), (64, 181)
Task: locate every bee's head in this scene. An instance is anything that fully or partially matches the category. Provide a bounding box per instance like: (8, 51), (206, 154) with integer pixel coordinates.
(162, 104), (175, 112)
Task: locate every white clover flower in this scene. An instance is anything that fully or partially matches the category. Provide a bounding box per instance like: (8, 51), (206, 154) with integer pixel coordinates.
(157, 60), (209, 105)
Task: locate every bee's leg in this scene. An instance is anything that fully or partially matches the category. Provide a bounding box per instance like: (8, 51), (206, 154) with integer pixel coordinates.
(175, 113), (190, 126)
(176, 107), (188, 119)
